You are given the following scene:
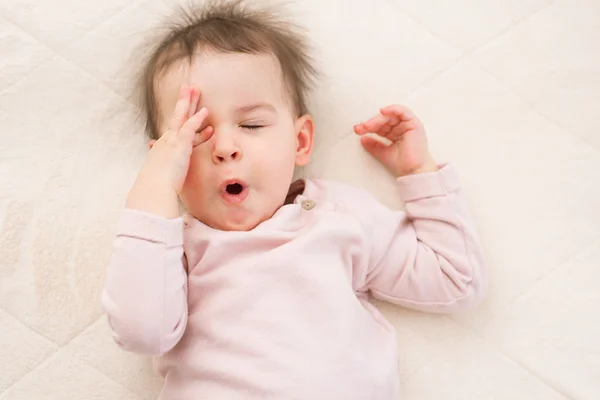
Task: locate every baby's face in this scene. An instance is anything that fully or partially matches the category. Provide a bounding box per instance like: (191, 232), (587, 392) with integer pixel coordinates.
(155, 51), (313, 231)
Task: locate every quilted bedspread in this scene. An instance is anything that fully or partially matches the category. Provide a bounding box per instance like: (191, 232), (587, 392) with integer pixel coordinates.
(1, 0), (599, 398)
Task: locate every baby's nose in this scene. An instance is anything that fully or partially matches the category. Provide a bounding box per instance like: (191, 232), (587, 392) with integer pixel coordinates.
(212, 134), (242, 163)
(214, 149), (240, 163)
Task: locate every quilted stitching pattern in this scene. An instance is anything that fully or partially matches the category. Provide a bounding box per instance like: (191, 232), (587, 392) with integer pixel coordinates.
(1, 0), (598, 398)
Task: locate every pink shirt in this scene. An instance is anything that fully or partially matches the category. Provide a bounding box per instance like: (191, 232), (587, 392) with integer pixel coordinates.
(102, 164), (486, 399)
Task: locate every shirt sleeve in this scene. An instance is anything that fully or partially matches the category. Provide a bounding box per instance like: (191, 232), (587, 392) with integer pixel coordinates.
(101, 209), (188, 355)
(335, 164), (487, 313)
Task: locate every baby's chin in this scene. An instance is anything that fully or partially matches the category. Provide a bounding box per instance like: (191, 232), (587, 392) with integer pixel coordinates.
(209, 219), (259, 232)
(195, 209), (274, 232)
(185, 189), (289, 232)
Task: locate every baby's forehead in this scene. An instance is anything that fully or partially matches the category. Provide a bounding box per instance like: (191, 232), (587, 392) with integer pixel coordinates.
(154, 51), (290, 121)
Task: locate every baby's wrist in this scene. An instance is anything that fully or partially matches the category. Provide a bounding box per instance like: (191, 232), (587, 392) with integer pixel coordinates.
(398, 158), (439, 177)
(126, 173), (180, 219)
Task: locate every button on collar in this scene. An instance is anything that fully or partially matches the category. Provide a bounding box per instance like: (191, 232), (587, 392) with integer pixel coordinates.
(301, 199), (316, 210)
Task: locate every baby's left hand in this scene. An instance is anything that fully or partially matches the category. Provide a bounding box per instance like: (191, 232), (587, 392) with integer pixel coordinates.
(354, 105), (439, 177)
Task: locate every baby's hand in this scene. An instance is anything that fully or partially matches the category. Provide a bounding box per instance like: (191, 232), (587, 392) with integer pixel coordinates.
(353, 105), (438, 177)
(125, 86), (213, 218)
(145, 85), (213, 194)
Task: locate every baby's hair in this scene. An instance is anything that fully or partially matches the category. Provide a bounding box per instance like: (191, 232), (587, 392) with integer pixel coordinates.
(135, 0), (319, 140)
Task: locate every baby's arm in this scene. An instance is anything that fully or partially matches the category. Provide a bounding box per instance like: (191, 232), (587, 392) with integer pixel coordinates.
(349, 164), (487, 313)
(101, 210), (188, 355)
(102, 87), (210, 355)
(351, 105), (486, 312)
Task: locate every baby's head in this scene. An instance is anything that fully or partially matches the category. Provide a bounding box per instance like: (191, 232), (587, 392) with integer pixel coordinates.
(137, 0), (318, 231)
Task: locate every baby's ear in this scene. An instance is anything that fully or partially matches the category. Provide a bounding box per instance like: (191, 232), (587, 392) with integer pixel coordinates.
(148, 139), (157, 150)
(295, 115), (314, 167)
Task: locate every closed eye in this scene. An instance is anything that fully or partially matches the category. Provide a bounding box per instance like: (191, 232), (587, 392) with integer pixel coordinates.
(240, 124), (265, 130)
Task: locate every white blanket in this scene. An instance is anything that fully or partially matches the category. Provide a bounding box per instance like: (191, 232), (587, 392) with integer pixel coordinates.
(1, 0), (598, 398)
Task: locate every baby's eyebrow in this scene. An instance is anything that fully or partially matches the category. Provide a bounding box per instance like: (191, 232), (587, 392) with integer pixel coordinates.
(235, 103), (276, 114)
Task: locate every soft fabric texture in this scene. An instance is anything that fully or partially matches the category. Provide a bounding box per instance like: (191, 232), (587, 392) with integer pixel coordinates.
(2, 0), (599, 399)
(102, 165), (486, 399)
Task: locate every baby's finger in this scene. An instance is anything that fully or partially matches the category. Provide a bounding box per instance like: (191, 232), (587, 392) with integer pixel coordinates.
(170, 86), (192, 133)
(181, 107), (209, 142)
(380, 104), (420, 124)
(387, 121), (417, 141)
(187, 88), (201, 119)
(355, 114), (389, 134)
(193, 126), (214, 146)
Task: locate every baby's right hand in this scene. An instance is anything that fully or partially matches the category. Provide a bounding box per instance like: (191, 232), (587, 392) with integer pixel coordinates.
(145, 86), (213, 194)
(125, 86), (213, 218)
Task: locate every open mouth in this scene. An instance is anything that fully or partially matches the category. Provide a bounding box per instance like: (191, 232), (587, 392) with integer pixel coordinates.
(221, 180), (249, 204)
(226, 183), (244, 195)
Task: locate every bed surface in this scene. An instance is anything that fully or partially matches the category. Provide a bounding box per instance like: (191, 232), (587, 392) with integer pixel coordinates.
(1, 0), (599, 398)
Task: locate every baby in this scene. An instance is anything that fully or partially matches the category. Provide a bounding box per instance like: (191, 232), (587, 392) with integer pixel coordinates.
(102, 1), (487, 399)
